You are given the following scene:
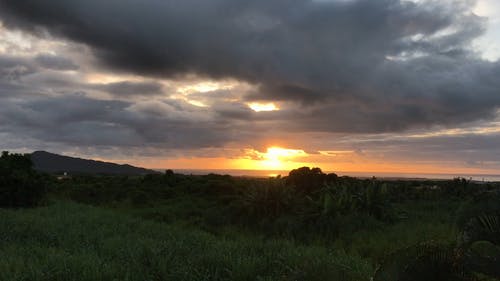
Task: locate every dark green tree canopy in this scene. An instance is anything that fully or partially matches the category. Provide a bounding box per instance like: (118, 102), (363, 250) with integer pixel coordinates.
(286, 167), (337, 194)
(0, 151), (46, 207)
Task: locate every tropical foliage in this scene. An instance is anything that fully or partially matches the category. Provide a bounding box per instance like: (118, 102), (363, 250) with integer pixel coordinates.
(2, 152), (500, 280)
(374, 192), (500, 281)
(0, 151), (46, 207)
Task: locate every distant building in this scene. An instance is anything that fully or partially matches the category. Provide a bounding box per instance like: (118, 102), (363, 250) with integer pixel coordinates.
(57, 172), (71, 180)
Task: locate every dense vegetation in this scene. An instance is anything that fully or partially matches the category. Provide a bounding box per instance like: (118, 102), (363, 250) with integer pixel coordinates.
(1, 152), (500, 280)
(0, 151), (46, 207)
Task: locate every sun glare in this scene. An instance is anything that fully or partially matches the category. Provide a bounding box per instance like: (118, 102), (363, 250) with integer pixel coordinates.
(248, 102), (279, 112)
(261, 147), (307, 169)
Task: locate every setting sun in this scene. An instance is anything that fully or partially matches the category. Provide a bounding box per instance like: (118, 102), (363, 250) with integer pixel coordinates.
(260, 147), (307, 169)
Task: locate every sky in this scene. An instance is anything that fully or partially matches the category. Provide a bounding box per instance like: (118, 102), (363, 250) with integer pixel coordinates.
(0, 0), (499, 174)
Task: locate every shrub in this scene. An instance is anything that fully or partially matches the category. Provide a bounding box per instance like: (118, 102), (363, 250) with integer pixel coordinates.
(286, 167), (327, 194)
(0, 151), (46, 208)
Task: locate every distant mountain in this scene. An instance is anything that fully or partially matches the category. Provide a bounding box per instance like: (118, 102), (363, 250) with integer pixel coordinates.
(30, 151), (157, 175)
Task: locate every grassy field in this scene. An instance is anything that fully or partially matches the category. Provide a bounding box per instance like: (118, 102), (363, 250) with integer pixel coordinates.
(2, 154), (499, 280)
(1, 201), (373, 281)
(0, 198), (462, 281)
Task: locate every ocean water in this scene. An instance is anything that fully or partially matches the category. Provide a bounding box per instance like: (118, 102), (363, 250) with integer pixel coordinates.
(158, 169), (500, 182)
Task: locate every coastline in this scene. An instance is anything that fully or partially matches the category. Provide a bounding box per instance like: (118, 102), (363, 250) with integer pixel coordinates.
(153, 169), (500, 182)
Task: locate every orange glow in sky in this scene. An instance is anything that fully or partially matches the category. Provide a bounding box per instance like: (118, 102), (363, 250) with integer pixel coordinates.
(114, 145), (500, 177)
(226, 147), (312, 171)
(120, 146), (314, 171)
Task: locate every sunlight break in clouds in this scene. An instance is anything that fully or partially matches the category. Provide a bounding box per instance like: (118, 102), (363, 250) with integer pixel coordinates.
(248, 102), (280, 112)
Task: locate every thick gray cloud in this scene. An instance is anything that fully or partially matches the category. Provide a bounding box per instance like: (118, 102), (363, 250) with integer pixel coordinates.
(35, 54), (79, 71)
(99, 81), (164, 97)
(353, 132), (500, 170)
(0, 0), (498, 171)
(0, 0), (498, 134)
(212, 101), (255, 120)
(0, 93), (244, 148)
(0, 55), (36, 80)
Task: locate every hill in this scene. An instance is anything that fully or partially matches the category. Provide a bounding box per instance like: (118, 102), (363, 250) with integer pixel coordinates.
(30, 151), (157, 175)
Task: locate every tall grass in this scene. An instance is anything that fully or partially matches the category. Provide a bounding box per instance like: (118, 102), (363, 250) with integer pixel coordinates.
(332, 200), (459, 263)
(0, 202), (372, 281)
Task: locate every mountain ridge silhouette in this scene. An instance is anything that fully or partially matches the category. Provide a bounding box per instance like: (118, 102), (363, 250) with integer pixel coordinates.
(30, 151), (157, 175)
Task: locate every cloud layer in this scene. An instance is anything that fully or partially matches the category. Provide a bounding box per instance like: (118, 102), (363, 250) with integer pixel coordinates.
(0, 0), (498, 171)
(1, 0), (499, 132)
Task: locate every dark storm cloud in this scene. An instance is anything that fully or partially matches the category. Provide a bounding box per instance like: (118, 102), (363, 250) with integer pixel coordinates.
(0, 0), (499, 134)
(247, 84), (326, 105)
(35, 54), (79, 71)
(99, 81), (164, 97)
(359, 132), (500, 166)
(0, 55), (41, 100)
(0, 93), (241, 148)
(0, 55), (36, 80)
(212, 101), (254, 119)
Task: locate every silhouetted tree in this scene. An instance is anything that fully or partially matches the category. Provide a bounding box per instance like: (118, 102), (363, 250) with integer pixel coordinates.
(326, 172), (338, 183)
(0, 151), (46, 207)
(286, 167), (326, 194)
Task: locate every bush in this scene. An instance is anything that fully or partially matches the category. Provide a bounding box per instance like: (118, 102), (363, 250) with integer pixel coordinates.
(0, 151), (46, 208)
(456, 192), (500, 245)
(286, 166), (328, 194)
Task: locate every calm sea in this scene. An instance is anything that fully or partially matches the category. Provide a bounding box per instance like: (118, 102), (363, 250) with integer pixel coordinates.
(156, 169), (500, 182)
